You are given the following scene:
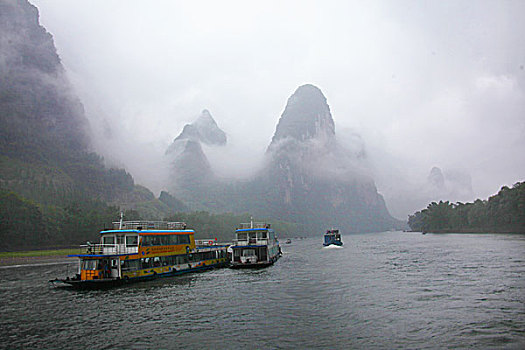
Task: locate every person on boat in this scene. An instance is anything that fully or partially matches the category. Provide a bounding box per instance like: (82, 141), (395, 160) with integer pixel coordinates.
(100, 261), (110, 278)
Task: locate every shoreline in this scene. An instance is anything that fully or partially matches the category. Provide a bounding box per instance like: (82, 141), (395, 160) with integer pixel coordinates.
(0, 255), (74, 267)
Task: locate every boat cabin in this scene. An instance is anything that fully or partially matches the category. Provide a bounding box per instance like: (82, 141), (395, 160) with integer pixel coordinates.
(75, 221), (195, 281)
(53, 220), (229, 288)
(230, 222), (281, 267)
(323, 229), (343, 246)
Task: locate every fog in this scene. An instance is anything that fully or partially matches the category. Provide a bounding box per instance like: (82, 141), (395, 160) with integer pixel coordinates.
(30, 0), (525, 219)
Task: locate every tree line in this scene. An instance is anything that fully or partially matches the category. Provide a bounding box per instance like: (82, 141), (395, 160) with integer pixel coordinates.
(0, 189), (299, 251)
(408, 181), (525, 233)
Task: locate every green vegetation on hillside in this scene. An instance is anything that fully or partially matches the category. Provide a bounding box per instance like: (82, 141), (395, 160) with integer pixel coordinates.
(0, 248), (80, 259)
(408, 182), (525, 233)
(0, 189), (123, 250)
(0, 188), (301, 250)
(0, 0), (182, 251)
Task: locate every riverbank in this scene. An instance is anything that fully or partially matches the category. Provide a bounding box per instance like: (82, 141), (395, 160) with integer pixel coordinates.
(0, 248), (79, 267)
(420, 229), (525, 234)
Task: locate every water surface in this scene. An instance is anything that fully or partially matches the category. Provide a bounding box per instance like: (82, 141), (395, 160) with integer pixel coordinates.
(1, 232), (524, 349)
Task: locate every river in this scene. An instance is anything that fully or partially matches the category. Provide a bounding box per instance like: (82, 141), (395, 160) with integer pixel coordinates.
(1, 231), (524, 349)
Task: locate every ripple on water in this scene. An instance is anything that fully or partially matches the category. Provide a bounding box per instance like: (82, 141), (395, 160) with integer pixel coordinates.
(0, 232), (524, 349)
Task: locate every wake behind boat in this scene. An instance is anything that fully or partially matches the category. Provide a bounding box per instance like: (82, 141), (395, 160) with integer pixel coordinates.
(323, 229), (343, 247)
(229, 221), (281, 268)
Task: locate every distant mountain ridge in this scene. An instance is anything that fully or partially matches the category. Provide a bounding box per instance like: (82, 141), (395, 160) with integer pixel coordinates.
(0, 0), (401, 251)
(166, 85), (402, 233)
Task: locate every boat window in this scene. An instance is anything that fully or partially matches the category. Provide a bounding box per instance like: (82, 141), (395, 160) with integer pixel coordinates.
(161, 256), (172, 266)
(126, 235), (138, 246)
(259, 231), (267, 239)
(243, 249), (256, 257)
(169, 235), (179, 245)
(142, 236), (151, 246)
(179, 234), (190, 244)
(189, 252), (199, 262)
(142, 236), (163, 246)
(121, 259), (140, 271)
(103, 236), (115, 245)
(141, 258), (153, 268)
(237, 232), (247, 241)
(176, 255), (188, 265)
(82, 260), (99, 270)
(116, 235), (124, 245)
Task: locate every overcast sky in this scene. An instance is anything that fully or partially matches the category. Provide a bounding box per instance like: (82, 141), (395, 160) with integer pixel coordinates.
(30, 0), (525, 217)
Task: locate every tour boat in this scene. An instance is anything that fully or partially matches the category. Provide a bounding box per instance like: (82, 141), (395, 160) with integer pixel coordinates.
(229, 221), (281, 268)
(323, 229), (343, 246)
(51, 219), (229, 289)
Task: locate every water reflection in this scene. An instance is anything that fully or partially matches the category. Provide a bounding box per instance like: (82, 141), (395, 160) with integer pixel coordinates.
(0, 232), (524, 349)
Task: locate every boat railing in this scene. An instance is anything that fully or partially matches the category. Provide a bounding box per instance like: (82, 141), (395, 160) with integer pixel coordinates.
(80, 243), (139, 255)
(195, 239), (218, 246)
(233, 238), (269, 246)
(111, 221), (187, 230)
(237, 222), (270, 229)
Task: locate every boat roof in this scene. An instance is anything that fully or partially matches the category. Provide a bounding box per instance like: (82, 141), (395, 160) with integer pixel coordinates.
(235, 227), (273, 232)
(67, 253), (132, 258)
(100, 229), (195, 235)
(236, 222), (272, 231)
(111, 221), (187, 230)
(326, 229), (339, 234)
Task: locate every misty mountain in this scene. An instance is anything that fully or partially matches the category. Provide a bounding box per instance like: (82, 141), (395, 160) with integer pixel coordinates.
(424, 166), (474, 203)
(382, 166), (476, 220)
(166, 85), (402, 233)
(0, 0), (182, 248)
(0, 0), (89, 161)
(258, 84), (400, 232)
(428, 167), (446, 189)
(171, 109), (227, 146)
(165, 110), (226, 203)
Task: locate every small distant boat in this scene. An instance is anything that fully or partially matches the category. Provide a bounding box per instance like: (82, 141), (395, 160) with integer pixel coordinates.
(230, 221), (281, 268)
(285, 239), (292, 244)
(323, 229), (343, 247)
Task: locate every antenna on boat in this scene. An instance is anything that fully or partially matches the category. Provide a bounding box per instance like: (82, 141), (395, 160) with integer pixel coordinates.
(250, 216), (253, 229)
(119, 212), (124, 229)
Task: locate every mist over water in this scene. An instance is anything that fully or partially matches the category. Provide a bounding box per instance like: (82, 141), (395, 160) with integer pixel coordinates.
(2, 232), (524, 349)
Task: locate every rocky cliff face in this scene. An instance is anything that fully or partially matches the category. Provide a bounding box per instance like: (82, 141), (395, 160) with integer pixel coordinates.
(172, 109), (227, 146)
(270, 84), (335, 144)
(0, 0), (90, 158)
(0, 0), (178, 222)
(165, 110), (226, 205)
(260, 84), (397, 232)
(165, 85), (401, 232)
